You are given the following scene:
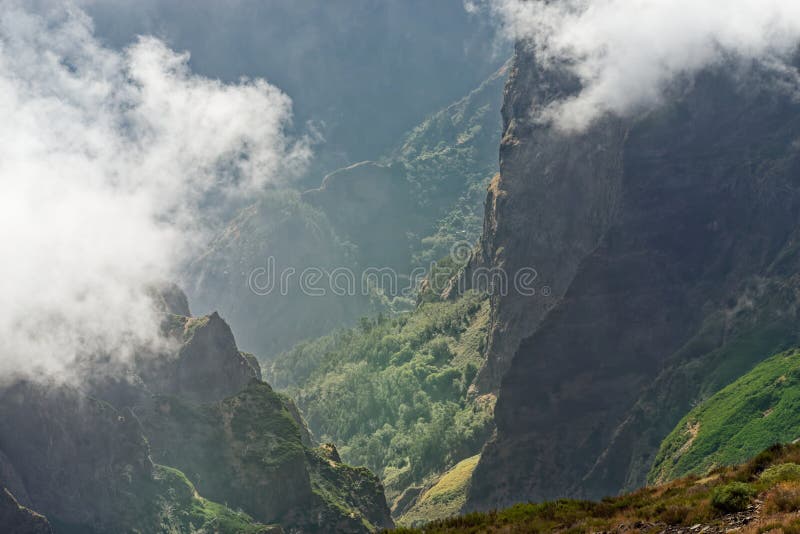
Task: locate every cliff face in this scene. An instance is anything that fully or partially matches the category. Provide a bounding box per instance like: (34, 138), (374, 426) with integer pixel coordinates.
(466, 43), (800, 509)
(0, 381), (155, 530)
(0, 488), (52, 534)
(462, 49), (624, 393)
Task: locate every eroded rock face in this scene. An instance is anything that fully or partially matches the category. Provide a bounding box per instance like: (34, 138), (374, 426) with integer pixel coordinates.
(137, 382), (393, 532)
(460, 45), (625, 394)
(0, 450), (32, 509)
(172, 312), (260, 403)
(466, 43), (800, 510)
(0, 488), (52, 534)
(138, 381), (312, 525)
(136, 311), (260, 404)
(0, 381), (154, 531)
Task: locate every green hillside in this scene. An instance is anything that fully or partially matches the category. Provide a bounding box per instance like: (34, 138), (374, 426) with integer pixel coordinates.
(650, 348), (800, 484)
(397, 443), (800, 534)
(266, 290), (494, 507)
(397, 454), (480, 527)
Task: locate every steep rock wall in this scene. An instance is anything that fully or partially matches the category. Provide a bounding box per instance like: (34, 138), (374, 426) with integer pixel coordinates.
(467, 43), (800, 509)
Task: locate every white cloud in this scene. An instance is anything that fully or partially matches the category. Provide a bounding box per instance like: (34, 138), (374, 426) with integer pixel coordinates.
(473, 0), (800, 131)
(0, 1), (309, 382)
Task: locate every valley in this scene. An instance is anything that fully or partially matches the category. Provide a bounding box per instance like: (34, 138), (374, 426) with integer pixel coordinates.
(4, 2), (800, 533)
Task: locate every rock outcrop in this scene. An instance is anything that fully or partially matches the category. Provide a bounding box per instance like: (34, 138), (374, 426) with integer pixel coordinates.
(466, 42), (800, 510)
(138, 381), (392, 532)
(166, 312), (260, 403)
(0, 381), (153, 530)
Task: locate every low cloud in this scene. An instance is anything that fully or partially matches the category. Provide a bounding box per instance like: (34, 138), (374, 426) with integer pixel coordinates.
(471, 0), (800, 131)
(0, 2), (308, 382)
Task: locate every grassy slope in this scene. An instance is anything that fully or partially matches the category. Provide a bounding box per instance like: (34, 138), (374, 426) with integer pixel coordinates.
(266, 291), (494, 505)
(394, 444), (800, 534)
(398, 455), (480, 527)
(650, 348), (800, 484)
(589, 277), (800, 493)
(144, 465), (279, 534)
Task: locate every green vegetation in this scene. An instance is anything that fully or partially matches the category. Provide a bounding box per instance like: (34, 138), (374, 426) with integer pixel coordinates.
(148, 465), (277, 534)
(710, 482), (756, 514)
(139, 380), (389, 532)
(397, 455), (480, 527)
(650, 348), (800, 483)
(759, 463), (800, 485)
(393, 443), (800, 533)
(266, 291), (494, 503)
(394, 67), (504, 267)
(306, 445), (392, 533)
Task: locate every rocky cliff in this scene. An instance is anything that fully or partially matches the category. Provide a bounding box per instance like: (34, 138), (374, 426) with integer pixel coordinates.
(466, 42), (800, 510)
(460, 49), (624, 393)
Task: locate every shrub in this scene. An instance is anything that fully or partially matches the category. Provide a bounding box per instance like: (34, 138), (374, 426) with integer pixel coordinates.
(710, 482), (756, 514)
(757, 518), (800, 534)
(760, 463), (800, 485)
(657, 505), (691, 525)
(764, 481), (800, 514)
(742, 444), (785, 479)
(682, 500), (715, 526)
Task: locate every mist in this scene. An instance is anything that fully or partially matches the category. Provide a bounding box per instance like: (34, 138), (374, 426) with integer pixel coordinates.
(0, 2), (308, 383)
(471, 0), (800, 131)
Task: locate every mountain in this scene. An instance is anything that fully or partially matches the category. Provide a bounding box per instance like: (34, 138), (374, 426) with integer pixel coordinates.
(0, 290), (391, 533)
(462, 42), (800, 511)
(265, 290), (494, 518)
(402, 442), (800, 533)
(0, 380), (279, 533)
(651, 348), (800, 484)
(187, 65), (506, 357)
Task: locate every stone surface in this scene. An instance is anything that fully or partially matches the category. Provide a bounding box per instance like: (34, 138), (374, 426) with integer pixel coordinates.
(466, 43), (800, 510)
